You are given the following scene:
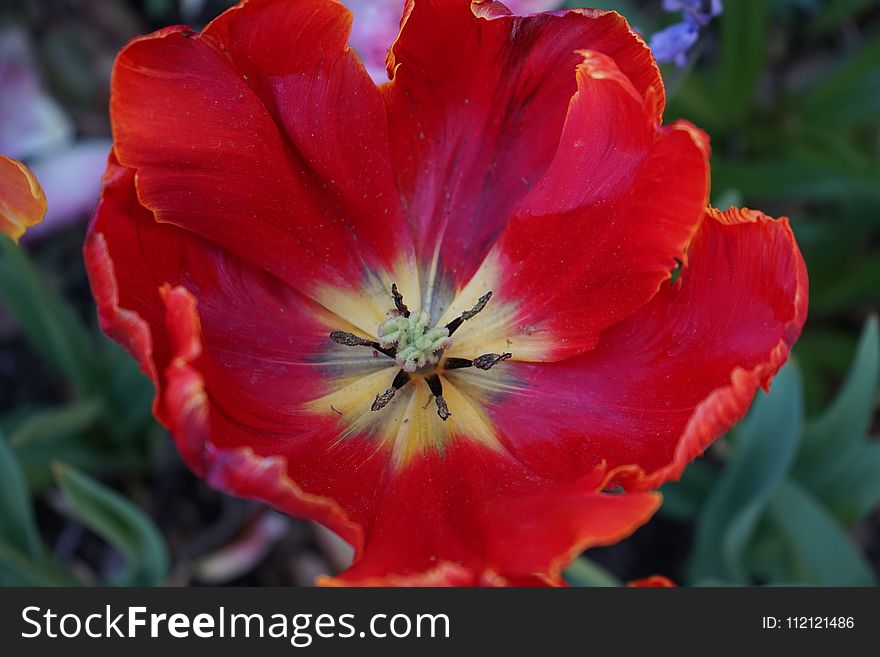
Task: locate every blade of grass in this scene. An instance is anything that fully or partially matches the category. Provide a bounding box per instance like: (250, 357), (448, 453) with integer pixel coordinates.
(0, 235), (98, 394)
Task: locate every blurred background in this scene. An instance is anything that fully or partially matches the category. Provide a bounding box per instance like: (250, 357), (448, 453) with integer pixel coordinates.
(0, 0), (877, 587)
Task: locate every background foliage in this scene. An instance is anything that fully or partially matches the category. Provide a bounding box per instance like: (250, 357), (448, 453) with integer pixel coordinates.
(0, 0), (878, 586)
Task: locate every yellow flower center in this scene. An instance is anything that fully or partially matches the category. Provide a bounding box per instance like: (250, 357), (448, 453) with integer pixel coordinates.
(329, 285), (509, 422)
(304, 256), (546, 466)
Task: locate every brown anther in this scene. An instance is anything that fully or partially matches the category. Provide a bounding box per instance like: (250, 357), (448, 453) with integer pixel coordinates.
(461, 291), (492, 321)
(473, 352), (512, 370)
(330, 330), (373, 347)
(435, 395), (451, 421)
(371, 369), (410, 412)
(445, 291), (493, 336)
(391, 283), (410, 318)
(330, 330), (396, 359)
(425, 374), (450, 421)
(444, 352), (512, 371)
(443, 357), (474, 370)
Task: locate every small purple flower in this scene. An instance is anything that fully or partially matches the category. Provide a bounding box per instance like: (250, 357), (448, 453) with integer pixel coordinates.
(649, 21), (700, 67)
(651, 0), (723, 66)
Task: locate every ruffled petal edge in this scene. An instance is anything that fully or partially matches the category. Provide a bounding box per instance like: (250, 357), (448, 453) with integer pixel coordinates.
(615, 207), (809, 491)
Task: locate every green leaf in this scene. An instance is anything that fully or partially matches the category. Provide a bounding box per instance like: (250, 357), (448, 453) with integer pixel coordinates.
(808, 0), (876, 37)
(717, 0), (769, 126)
(794, 328), (858, 413)
(744, 514), (792, 585)
(0, 433), (43, 560)
(563, 557), (621, 588)
(16, 441), (127, 493)
(666, 75), (727, 131)
(659, 460), (715, 521)
(688, 363), (803, 584)
(0, 235), (98, 394)
(53, 463), (169, 586)
(809, 442), (880, 525)
(795, 319), (880, 527)
(98, 341), (159, 443)
(712, 158), (880, 203)
(9, 397), (105, 449)
(798, 34), (880, 128)
(0, 433), (78, 586)
(808, 254), (880, 317)
(0, 541), (78, 587)
(710, 188), (744, 212)
(795, 315), (879, 484)
(766, 480), (877, 586)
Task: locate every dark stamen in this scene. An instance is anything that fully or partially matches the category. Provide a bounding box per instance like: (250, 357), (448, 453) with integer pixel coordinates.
(473, 352), (512, 370)
(330, 330), (396, 359)
(425, 374), (450, 421)
(371, 369), (410, 412)
(435, 396), (451, 421)
(330, 330), (373, 347)
(391, 283), (410, 318)
(443, 353), (512, 371)
(333, 287), (509, 421)
(461, 292), (493, 321)
(445, 291), (492, 336)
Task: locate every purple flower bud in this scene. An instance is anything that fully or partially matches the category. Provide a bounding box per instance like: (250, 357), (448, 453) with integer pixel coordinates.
(649, 21), (700, 67)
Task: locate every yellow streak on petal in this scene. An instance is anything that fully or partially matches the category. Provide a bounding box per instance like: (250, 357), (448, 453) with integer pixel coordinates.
(444, 365), (532, 401)
(380, 375), (502, 466)
(438, 248), (555, 362)
(0, 155), (47, 242)
(311, 256), (422, 336)
(388, 385), (425, 465)
(305, 366), (502, 469)
(431, 375), (500, 452)
(306, 366), (400, 441)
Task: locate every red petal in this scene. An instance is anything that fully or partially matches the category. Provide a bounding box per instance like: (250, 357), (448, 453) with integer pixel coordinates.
(85, 158), (162, 392)
(319, 563), (553, 587)
(110, 0), (413, 308)
(320, 562), (481, 587)
(479, 50), (709, 361)
(87, 169), (660, 585)
(86, 157), (380, 546)
(158, 284), (370, 547)
(384, 0), (664, 292)
(482, 207), (807, 489)
(309, 444), (659, 586)
(628, 575), (676, 587)
(99, 230), (658, 584)
(200, 396), (660, 586)
(168, 306), (660, 586)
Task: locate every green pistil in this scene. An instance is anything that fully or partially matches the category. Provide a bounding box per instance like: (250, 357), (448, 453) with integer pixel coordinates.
(378, 311), (450, 372)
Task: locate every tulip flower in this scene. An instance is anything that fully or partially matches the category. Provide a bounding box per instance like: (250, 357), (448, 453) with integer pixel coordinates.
(85, 0), (807, 585)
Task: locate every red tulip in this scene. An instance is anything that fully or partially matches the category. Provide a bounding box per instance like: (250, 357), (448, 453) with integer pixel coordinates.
(85, 0), (807, 585)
